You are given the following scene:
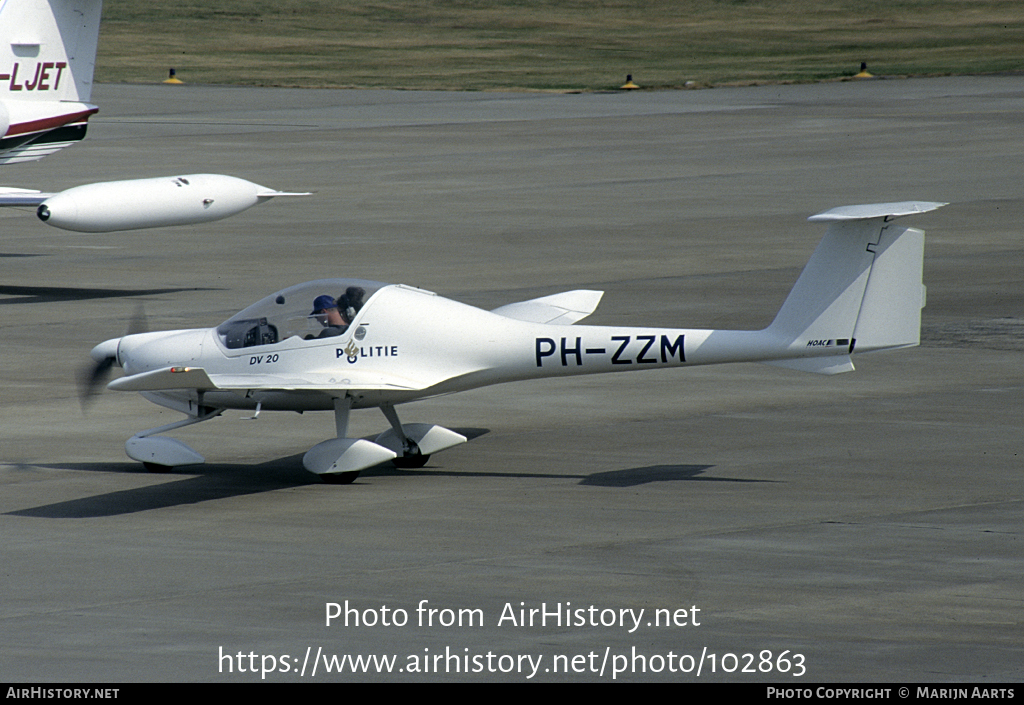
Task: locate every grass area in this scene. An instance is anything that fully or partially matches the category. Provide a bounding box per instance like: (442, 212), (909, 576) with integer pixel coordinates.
(95, 1), (1024, 90)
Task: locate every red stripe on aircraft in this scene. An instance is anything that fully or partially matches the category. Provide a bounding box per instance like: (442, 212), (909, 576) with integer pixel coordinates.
(4, 108), (98, 137)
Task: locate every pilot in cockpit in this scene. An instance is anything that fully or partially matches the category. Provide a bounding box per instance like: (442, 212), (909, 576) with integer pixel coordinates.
(309, 294), (348, 338)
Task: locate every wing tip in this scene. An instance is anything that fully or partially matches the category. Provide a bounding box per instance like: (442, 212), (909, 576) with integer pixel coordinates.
(256, 190), (314, 199)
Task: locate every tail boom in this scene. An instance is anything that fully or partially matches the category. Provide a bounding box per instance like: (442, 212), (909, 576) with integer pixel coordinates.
(518, 201), (943, 384)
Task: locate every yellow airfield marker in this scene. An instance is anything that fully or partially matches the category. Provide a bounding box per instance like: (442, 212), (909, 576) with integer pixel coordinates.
(163, 68), (184, 84)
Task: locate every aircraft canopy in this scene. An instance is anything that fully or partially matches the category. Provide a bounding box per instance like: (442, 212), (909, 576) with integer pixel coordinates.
(216, 278), (387, 350)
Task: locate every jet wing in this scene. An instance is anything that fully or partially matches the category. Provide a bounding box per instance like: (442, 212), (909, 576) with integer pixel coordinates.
(0, 188), (52, 206)
(107, 366), (428, 393)
(491, 289), (603, 325)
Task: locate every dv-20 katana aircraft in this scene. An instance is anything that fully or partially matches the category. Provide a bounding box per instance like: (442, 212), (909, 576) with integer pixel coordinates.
(84, 201), (945, 483)
(0, 0), (304, 231)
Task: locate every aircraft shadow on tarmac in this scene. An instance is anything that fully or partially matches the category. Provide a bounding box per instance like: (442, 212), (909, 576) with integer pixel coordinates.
(0, 284), (220, 304)
(8, 429), (770, 518)
(7, 456), (319, 518)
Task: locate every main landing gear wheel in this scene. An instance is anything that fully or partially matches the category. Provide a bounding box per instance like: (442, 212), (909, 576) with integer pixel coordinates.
(321, 471), (360, 485)
(392, 452), (430, 469)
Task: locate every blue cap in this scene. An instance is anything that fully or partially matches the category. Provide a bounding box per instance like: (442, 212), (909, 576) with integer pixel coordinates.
(311, 295), (337, 314)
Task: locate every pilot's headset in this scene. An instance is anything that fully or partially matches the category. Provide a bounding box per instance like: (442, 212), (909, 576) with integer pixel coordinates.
(343, 286), (365, 321)
(336, 294), (356, 323)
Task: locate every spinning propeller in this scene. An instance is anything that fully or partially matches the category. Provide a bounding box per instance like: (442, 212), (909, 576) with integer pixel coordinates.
(77, 304), (148, 409)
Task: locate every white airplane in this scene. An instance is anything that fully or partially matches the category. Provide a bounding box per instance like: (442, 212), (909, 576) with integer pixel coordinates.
(85, 201), (944, 483)
(0, 0), (305, 231)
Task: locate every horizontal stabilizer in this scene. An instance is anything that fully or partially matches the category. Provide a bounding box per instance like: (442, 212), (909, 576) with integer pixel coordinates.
(762, 355), (855, 375)
(491, 289), (603, 324)
(808, 201), (947, 222)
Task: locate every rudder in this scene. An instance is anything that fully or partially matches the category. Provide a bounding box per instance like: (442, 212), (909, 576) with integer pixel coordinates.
(851, 224), (926, 352)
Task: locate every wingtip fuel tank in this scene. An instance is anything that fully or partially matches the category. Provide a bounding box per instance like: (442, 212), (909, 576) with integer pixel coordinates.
(36, 173), (309, 232)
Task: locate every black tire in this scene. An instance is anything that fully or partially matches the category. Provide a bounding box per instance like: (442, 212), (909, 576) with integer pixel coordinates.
(321, 471), (360, 484)
(392, 453), (430, 469)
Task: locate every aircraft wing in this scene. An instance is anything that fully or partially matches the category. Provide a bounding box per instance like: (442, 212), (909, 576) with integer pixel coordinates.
(107, 367), (217, 392)
(0, 188), (51, 206)
(107, 366), (428, 393)
(491, 289), (603, 324)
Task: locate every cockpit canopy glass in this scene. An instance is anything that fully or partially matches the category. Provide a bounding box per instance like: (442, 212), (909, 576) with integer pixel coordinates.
(216, 279), (386, 350)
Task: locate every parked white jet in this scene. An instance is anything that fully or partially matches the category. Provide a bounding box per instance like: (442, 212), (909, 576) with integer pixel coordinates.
(0, 0), (304, 231)
(84, 201), (944, 483)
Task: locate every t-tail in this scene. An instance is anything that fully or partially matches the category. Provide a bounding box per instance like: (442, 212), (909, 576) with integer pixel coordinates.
(0, 0), (104, 164)
(761, 201), (946, 374)
(504, 201), (944, 383)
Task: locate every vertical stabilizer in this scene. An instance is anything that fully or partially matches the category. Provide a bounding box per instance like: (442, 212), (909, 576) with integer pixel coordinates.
(764, 202), (944, 371)
(0, 0), (103, 104)
(0, 0), (104, 163)
(767, 218), (878, 347)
